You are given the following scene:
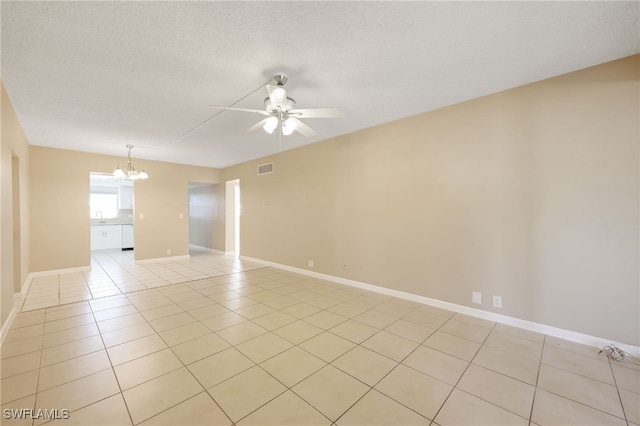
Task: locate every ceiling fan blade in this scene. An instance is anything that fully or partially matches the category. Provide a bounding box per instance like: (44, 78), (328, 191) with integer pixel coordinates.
(209, 105), (270, 115)
(246, 118), (269, 133)
(288, 117), (317, 137)
(288, 108), (345, 118)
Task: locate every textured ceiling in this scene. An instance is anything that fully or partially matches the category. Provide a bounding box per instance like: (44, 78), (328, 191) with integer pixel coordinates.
(1, 1), (638, 169)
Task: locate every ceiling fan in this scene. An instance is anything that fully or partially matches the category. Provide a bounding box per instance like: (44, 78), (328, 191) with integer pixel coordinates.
(210, 73), (344, 137)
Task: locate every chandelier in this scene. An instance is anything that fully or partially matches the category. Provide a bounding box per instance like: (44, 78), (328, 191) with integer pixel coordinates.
(113, 145), (149, 180)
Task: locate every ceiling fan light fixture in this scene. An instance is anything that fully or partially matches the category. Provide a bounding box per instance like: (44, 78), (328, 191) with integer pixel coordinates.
(264, 98), (275, 112)
(282, 117), (297, 136)
(271, 87), (286, 106)
(263, 116), (278, 134)
(211, 73), (343, 140)
(283, 97), (296, 112)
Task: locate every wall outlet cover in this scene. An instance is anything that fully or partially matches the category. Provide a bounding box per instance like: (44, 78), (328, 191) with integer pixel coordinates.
(493, 296), (502, 308)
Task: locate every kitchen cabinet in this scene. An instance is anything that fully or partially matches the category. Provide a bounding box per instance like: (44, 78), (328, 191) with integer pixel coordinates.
(119, 186), (134, 210)
(91, 225), (123, 251)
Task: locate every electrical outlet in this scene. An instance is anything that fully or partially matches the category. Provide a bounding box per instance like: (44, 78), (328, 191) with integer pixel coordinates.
(308, 260), (314, 268)
(472, 291), (482, 305)
(493, 296), (502, 308)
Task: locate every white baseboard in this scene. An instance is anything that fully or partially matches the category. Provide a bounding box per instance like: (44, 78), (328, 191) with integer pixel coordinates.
(13, 273), (33, 310)
(29, 266), (91, 278)
(188, 244), (226, 255)
(241, 256), (640, 357)
(136, 254), (191, 265)
(0, 306), (17, 347)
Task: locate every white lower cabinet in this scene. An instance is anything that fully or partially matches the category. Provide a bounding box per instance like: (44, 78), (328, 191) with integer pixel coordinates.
(91, 225), (123, 250)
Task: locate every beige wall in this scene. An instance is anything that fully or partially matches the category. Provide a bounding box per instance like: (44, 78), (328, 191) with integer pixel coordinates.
(1, 80), (31, 329)
(30, 146), (222, 271)
(224, 55), (640, 345)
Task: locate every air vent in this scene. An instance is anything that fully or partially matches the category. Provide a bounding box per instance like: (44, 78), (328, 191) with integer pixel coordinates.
(258, 162), (274, 175)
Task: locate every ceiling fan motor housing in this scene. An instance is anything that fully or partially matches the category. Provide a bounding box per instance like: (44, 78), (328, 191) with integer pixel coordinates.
(264, 96), (296, 113)
(273, 73), (288, 86)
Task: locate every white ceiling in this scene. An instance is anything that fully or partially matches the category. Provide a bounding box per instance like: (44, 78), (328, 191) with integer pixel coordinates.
(2, 1), (638, 169)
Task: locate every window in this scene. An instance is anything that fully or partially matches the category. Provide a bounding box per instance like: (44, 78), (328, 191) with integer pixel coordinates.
(90, 192), (118, 219)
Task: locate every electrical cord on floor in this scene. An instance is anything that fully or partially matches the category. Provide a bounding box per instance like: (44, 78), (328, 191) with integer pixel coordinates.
(599, 344), (640, 365)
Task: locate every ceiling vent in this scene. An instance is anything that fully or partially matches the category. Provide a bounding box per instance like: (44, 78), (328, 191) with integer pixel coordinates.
(258, 162), (274, 175)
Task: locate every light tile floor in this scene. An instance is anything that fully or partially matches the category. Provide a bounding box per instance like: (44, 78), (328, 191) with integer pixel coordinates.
(2, 251), (639, 425)
(20, 250), (266, 311)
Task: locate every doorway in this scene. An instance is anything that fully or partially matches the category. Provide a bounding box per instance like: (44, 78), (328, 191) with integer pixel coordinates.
(89, 173), (135, 253)
(188, 182), (216, 251)
(225, 179), (240, 257)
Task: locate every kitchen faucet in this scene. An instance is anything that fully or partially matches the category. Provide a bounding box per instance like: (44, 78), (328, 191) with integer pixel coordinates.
(95, 210), (104, 224)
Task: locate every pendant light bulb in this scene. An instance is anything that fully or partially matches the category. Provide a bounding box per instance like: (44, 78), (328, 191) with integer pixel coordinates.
(114, 166), (126, 178)
(263, 116), (278, 134)
(282, 118), (297, 136)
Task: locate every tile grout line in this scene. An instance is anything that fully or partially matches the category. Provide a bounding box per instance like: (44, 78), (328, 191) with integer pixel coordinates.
(327, 301), (438, 425)
(235, 278), (377, 425)
(267, 290), (465, 423)
(31, 307), (56, 426)
(11, 264), (263, 425)
(527, 334), (546, 426)
(30, 303), (129, 425)
(7, 257), (636, 426)
(22, 250), (266, 311)
(603, 351), (629, 424)
(118, 294), (213, 425)
(88, 296), (136, 426)
(27, 313), (46, 426)
(418, 321), (474, 422)
(175, 272), (375, 424)
(10, 274), (436, 424)
(151, 268), (326, 423)
(424, 318), (532, 424)
(106, 272), (276, 424)
(534, 344), (630, 423)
